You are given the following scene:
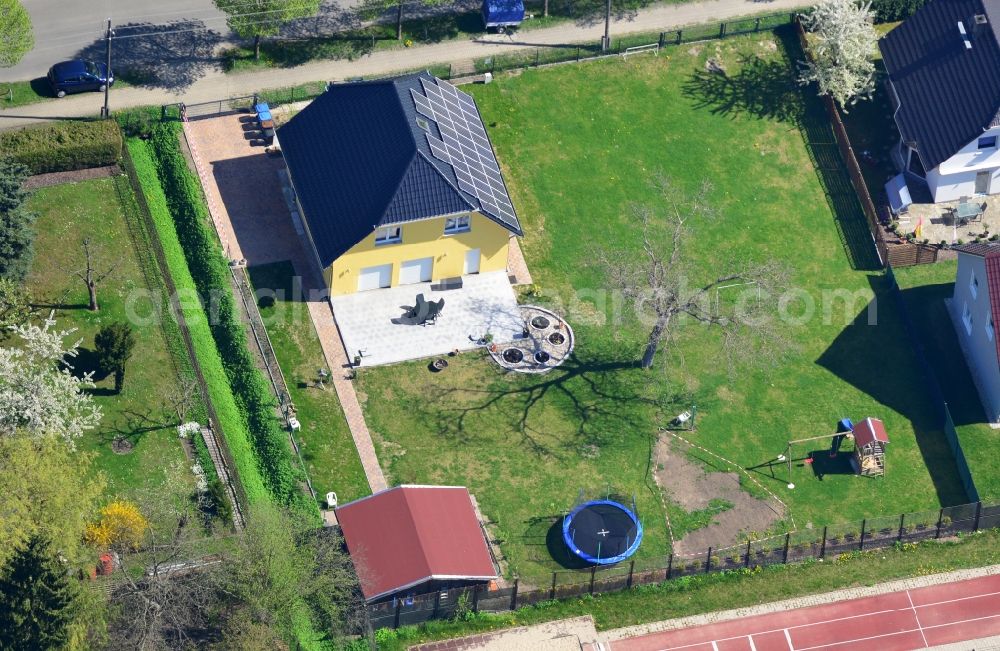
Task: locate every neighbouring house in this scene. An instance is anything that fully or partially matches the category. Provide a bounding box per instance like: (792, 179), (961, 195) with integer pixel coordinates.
(880, 0), (1000, 203)
(277, 72), (523, 295)
(949, 242), (1000, 422)
(334, 485), (499, 603)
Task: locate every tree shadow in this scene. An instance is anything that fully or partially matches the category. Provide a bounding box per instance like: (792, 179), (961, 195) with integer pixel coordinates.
(415, 353), (684, 459)
(67, 347), (110, 382)
(681, 55), (804, 123)
(815, 274), (968, 505)
(75, 20), (223, 91)
(100, 407), (174, 444)
(681, 25), (881, 271)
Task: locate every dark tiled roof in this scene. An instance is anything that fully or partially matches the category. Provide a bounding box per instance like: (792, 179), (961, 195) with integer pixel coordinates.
(985, 251), (1000, 363)
(277, 72), (522, 268)
(335, 486), (497, 602)
(952, 241), (1000, 256)
(879, 0), (1000, 171)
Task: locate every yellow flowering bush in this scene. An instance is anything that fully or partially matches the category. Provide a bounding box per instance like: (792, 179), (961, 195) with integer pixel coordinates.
(84, 500), (149, 550)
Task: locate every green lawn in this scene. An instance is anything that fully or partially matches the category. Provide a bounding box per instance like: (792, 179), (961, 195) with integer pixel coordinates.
(357, 29), (972, 587)
(25, 177), (199, 507)
(247, 262), (370, 505)
(892, 261), (1000, 501)
(0, 78), (52, 109)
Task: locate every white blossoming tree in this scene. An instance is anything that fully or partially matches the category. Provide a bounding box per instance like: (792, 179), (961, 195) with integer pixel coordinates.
(799, 0), (878, 111)
(0, 318), (102, 447)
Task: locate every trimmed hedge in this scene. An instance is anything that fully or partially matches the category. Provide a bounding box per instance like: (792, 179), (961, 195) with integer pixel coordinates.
(0, 120), (123, 174)
(145, 123), (314, 514)
(127, 138), (270, 506)
(871, 0), (924, 22)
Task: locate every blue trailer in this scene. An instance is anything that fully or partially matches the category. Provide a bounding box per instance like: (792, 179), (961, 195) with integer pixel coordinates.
(482, 0), (524, 32)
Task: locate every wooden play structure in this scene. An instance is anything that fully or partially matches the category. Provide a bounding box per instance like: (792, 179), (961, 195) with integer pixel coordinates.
(781, 417), (888, 488)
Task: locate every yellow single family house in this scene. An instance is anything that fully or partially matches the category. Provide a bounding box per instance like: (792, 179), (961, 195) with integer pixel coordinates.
(277, 72), (523, 296)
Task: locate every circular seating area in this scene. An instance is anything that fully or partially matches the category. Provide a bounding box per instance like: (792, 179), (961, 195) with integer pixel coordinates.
(488, 305), (574, 374)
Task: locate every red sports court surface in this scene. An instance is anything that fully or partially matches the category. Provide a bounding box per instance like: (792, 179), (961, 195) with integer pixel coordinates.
(611, 574), (1000, 651)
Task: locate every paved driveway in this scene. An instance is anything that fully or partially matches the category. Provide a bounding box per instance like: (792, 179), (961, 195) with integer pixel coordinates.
(331, 271), (523, 366)
(184, 113), (307, 268)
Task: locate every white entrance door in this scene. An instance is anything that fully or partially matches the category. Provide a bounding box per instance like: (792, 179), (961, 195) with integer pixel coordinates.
(463, 248), (481, 275)
(399, 257), (433, 285)
(357, 264), (392, 291)
(975, 170), (992, 195)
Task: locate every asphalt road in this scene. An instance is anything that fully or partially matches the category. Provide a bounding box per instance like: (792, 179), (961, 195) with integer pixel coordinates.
(3, 0), (228, 82)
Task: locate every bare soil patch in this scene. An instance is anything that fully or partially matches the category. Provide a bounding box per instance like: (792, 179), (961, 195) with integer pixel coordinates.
(24, 165), (119, 190)
(653, 435), (784, 556)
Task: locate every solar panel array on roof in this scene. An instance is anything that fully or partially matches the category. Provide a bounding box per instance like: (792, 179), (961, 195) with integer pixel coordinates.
(409, 78), (519, 228)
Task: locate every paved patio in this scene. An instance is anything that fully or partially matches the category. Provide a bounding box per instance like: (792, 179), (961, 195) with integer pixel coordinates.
(331, 271), (524, 367)
(899, 193), (1000, 245)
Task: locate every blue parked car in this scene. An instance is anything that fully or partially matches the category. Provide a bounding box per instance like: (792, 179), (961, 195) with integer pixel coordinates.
(47, 59), (114, 98)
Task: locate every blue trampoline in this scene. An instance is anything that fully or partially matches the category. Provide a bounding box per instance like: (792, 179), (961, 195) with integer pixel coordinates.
(562, 500), (643, 565)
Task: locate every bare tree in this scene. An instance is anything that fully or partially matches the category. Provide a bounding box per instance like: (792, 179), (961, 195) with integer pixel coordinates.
(597, 176), (790, 370)
(105, 509), (222, 651)
(69, 238), (117, 312)
(163, 376), (201, 424)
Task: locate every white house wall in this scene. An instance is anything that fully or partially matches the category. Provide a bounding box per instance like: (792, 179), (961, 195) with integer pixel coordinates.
(949, 253), (1000, 423)
(928, 126), (1000, 202)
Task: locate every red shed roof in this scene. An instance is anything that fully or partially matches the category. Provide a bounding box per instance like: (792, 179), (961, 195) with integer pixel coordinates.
(853, 417), (888, 448)
(335, 485), (497, 601)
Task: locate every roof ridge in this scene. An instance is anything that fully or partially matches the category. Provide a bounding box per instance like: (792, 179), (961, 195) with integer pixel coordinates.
(400, 487), (435, 583)
(414, 149), (477, 211)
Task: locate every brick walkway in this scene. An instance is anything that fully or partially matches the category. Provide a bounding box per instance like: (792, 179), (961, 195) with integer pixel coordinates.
(507, 235), (533, 286)
(183, 117), (389, 495)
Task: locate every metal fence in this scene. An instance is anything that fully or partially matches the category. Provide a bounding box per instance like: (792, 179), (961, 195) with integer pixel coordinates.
(368, 499), (1000, 630)
(162, 12), (799, 120)
(475, 13), (797, 75)
(885, 263), (980, 502)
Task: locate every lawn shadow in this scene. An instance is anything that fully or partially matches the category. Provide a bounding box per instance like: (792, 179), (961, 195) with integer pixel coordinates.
(897, 282), (988, 428)
(416, 353), (684, 457)
(101, 407), (174, 444)
(807, 450), (856, 480)
(75, 21), (222, 91)
(66, 347), (109, 382)
(545, 517), (592, 569)
(29, 77), (52, 98)
(815, 274), (968, 505)
(681, 55), (804, 123)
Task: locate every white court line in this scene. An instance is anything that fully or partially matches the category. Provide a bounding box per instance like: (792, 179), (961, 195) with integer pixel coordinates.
(649, 584), (1000, 651)
(906, 589), (929, 648)
(784, 629), (795, 650)
(910, 588), (1000, 611)
(748, 634), (757, 651)
(711, 642), (719, 651)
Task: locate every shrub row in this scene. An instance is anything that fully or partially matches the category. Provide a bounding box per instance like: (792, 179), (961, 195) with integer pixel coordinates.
(146, 123), (313, 513)
(0, 120), (123, 174)
(127, 138), (269, 506)
(112, 170), (218, 490)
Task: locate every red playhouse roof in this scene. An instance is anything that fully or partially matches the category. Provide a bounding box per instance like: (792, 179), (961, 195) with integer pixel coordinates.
(853, 417), (888, 448)
(335, 485), (497, 601)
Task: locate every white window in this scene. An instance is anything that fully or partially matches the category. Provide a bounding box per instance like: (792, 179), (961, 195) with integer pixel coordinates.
(444, 215), (471, 234)
(963, 302), (974, 336)
(988, 317), (995, 342)
(971, 272), (980, 299)
(375, 225), (401, 244)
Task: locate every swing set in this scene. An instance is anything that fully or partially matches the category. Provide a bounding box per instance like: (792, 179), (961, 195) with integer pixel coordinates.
(779, 417), (888, 489)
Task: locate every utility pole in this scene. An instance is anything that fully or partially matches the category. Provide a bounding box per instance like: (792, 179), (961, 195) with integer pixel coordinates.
(101, 18), (113, 119)
(601, 0), (612, 52)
